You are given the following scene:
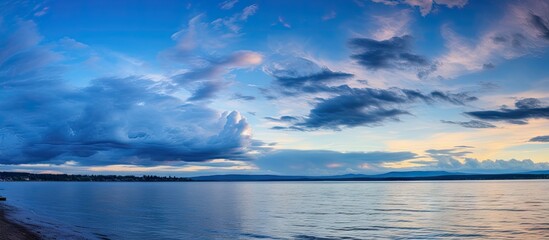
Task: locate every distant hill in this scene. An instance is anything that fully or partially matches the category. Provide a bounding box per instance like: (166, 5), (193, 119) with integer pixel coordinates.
(521, 170), (549, 175)
(189, 171), (549, 181)
(2, 171), (549, 182)
(190, 171), (466, 181)
(190, 174), (310, 181)
(370, 171), (465, 178)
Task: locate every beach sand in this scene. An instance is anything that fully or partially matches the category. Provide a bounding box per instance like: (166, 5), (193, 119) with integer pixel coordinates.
(0, 205), (41, 240)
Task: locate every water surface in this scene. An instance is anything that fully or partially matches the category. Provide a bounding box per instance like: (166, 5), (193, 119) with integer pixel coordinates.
(1, 181), (548, 239)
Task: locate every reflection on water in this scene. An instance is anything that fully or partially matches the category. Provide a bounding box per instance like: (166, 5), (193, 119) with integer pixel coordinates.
(1, 181), (549, 239)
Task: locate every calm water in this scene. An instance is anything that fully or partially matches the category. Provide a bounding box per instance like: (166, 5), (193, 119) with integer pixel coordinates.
(1, 181), (549, 239)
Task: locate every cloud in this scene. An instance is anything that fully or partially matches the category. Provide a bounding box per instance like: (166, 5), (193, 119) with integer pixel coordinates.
(163, 10), (260, 61)
(482, 63), (495, 69)
(58, 37), (89, 49)
(322, 11), (337, 21)
(529, 135), (549, 142)
(0, 21), (262, 165)
(241, 4), (258, 20)
(433, 1), (549, 78)
(33, 6), (49, 17)
(441, 120), (496, 128)
(166, 14), (210, 58)
(220, 0), (238, 10)
(0, 20), (62, 88)
(212, 4), (258, 33)
(262, 55), (476, 131)
(174, 51), (262, 83)
(515, 98), (543, 109)
(187, 81), (229, 101)
(266, 116), (299, 122)
(422, 148), (549, 173)
(349, 35), (433, 76)
(285, 88), (477, 130)
(256, 149), (417, 175)
(264, 57), (353, 89)
(171, 51), (262, 100)
(465, 98), (549, 125)
(1, 75), (260, 165)
(529, 13), (549, 41)
(232, 93), (256, 101)
(277, 16), (291, 28)
(371, 0), (468, 16)
(372, 10), (412, 40)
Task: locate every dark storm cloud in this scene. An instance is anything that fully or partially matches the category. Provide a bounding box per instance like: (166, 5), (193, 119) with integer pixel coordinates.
(256, 149), (417, 175)
(441, 120), (497, 128)
(0, 21), (258, 165)
(529, 13), (549, 41)
(529, 135), (549, 142)
(349, 35), (430, 70)
(1, 76), (256, 164)
(465, 98), (549, 124)
(277, 88), (478, 131)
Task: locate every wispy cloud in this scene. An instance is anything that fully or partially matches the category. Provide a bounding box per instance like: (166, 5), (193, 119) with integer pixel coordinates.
(212, 4), (259, 33)
(219, 0), (239, 10)
(371, 0), (468, 16)
(322, 10), (337, 21)
(433, 0), (549, 78)
(277, 16), (291, 28)
(441, 120), (497, 129)
(256, 149), (417, 175)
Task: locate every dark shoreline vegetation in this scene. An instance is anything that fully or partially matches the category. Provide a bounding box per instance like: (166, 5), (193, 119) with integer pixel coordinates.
(0, 172), (191, 182)
(2, 171), (549, 182)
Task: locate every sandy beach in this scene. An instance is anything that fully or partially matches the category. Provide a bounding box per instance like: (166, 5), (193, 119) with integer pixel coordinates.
(0, 204), (41, 240)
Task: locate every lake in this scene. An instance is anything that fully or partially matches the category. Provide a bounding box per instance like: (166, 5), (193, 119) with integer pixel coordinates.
(1, 181), (549, 239)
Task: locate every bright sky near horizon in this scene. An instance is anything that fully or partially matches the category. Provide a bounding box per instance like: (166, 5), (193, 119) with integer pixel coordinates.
(1, 0), (548, 176)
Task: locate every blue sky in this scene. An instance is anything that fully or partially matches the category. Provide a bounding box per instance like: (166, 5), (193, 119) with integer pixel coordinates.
(1, 0), (548, 176)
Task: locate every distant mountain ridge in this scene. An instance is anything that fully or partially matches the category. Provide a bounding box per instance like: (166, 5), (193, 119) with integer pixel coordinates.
(1, 170), (549, 182)
(190, 170), (549, 181)
(371, 171), (464, 178)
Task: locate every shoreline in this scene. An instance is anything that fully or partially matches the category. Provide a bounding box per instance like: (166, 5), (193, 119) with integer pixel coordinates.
(0, 204), (41, 240)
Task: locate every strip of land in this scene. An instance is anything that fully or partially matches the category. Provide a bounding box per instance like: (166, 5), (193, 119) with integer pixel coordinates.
(0, 205), (41, 240)
(2, 171), (549, 182)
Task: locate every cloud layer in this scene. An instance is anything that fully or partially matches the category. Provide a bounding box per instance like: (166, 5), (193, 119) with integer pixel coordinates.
(349, 35), (431, 72)
(465, 98), (549, 125)
(0, 19), (258, 165)
(256, 149), (417, 175)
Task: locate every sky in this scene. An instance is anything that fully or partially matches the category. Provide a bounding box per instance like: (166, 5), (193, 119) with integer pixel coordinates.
(0, 0), (548, 176)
